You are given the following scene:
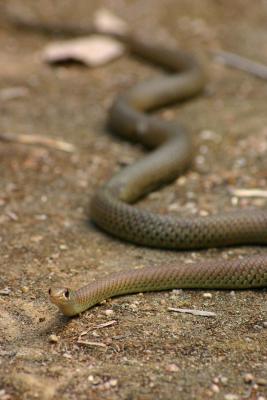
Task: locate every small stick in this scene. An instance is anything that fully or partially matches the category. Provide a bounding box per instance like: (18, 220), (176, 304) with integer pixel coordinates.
(0, 132), (76, 153)
(229, 188), (267, 198)
(213, 50), (267, 80)
(168, 307), (216, 317)
(79, 320), (117, 339)
(92, 320), (117, 330)
(77, 340), (107, 348)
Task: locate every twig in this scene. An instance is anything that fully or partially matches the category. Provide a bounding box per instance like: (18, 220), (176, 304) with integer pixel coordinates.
(79, 320), (117, 337)
(213, 50), (267, 80)
(79, 320), (117, 341)
(168, 307), (216, 317)
(0, 132), (76, 153)
(229, 188), (267, 198)
(77, 340), (107, 348)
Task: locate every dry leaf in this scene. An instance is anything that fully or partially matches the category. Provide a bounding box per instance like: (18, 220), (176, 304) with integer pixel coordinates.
(168, 307), (216, 317)
(43, 35), (125, 67)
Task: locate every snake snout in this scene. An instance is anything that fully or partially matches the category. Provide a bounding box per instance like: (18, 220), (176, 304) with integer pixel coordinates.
(49, 287), (71, 305)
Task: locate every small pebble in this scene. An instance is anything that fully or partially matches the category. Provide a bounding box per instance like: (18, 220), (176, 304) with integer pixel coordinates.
(109, 379), (118, 387)
(220, 376), (228, 385)
(129, 303), (138, 311)
(203, 292), (212, 299)
(211, 384), (220, 393)
(49, 334), (59, 343)
(258, 397), (266, 400)
(165, 363), (179, 372)
(21, 286), (29, 293)
(231, 197), (238, 206)
(195, 155), (206, 165)
(172, 289), (182, 295)
(177, 176), (187, 186)
(35, 214), (47, 220)
(205, 389), (213, 397)
(200, 129), (220, 141)
(253, 324), (262, 330)
(252, 383), (258, 390)
(263, 321), (267, 328)
(168, 203), (180, 211)
(101, 382), (111, 390)
(62, 353), (72, 359)
(30, 235), (43, 243)
(88, 375), (101, 385)
(243, 373), (254, 383)
(199, 210), (209, 216)
(104, 309), (114, 316)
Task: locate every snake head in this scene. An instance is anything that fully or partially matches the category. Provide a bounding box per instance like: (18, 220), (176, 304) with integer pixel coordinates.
(49, 287), (71, 304)
(48, 287), (78, 316)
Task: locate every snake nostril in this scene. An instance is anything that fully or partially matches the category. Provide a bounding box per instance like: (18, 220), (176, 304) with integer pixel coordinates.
(64, 289), (70, 299)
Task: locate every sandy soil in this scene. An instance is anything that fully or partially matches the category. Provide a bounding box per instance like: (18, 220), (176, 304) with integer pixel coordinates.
(0, 1), (266, 399)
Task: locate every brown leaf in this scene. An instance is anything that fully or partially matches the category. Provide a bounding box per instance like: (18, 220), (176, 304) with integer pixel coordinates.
(43, 35), (125, 67)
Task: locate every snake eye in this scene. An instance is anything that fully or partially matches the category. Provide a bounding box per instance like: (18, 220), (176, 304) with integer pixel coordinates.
(48, 288), (51, 295)
(64, 289), (70, 299)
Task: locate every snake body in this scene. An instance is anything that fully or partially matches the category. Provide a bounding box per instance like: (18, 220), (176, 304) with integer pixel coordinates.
(49, 33), (267, 316)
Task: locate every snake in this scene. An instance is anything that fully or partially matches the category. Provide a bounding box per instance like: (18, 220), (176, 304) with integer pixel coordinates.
(49, 31), (267, 316)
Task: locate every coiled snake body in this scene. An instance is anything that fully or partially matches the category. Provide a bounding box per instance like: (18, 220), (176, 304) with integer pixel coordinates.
(49, 33), (267, 316)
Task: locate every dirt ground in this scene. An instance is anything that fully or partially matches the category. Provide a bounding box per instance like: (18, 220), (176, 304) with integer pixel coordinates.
(0, 1), (267, 399)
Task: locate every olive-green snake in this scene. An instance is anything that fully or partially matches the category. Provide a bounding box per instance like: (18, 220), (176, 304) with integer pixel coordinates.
(49, 32), (267, 316)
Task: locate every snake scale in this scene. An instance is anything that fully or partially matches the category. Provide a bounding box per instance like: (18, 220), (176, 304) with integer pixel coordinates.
(49, 32), (267, 316)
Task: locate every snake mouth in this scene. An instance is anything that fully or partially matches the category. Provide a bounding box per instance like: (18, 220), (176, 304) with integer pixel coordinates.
(48, 287), (81, 316)
(49, 287), (71, 305)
